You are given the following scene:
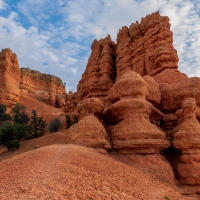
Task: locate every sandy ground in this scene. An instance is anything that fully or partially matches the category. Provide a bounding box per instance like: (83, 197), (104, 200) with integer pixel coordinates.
(0, 143), (192, 200)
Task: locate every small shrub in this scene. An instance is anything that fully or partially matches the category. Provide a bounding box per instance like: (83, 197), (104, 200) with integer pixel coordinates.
(0, 104), (11, 124)
(66, 115), (75, 129)
(6, 140), (20, 150)
(29, 110), (47, 138)
(0, 122), (17, 143)
(48, 118), (62, 133)
(0, 122), (28, 148)
(11, 103), (29, 125)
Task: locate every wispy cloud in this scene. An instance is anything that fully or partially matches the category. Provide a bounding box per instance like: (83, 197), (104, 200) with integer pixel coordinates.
(0, 0), (199, 91)
(0, 0), (7, 10)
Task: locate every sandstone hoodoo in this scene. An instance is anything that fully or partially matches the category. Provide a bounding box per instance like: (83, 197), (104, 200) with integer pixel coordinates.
(69, 98), (111, 151)
(68, 11), (200, 195)
(0, 48), (20, 107)
(103, 71), (170, 153)
(172, 98), (200, 187)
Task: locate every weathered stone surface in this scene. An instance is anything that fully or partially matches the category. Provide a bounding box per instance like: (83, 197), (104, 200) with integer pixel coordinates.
(153, 69), (188, 84)
(69, 115), (111, 151)
(161, 113), (177, 139)
(143, 75), (161, 106)
(77, 98), (104, 120)
(108, 71), (148, 102)
(104, 71), (170, 153)
(173, 98), (200, 153)
(20, 68), (66, 107)
(177, 154), (200, 185)
(115, 11), (179, 79)
(65, 92), (77, 112)
(114, 153), (176, 186)
(160, 77), (200, 111)
(77, 35), (116, 106)
(0, 48), (20, 107)
(69, 98), (111, 151)
(172, 98), (200, 186)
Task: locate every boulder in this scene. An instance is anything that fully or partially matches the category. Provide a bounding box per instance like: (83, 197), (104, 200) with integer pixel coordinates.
(69, 115), (111, 151)
(69, 98), (111, 151)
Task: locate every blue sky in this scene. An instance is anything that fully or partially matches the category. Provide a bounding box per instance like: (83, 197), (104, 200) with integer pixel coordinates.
(0, 0), (200, 92)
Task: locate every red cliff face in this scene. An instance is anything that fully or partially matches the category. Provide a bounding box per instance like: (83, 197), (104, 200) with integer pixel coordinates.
(76, 35), (116, 107)
(116, 11), (179, 79)
(20, 68), (66, 108)
(0, 48), (20, 107)
(76, 11), (187, 110)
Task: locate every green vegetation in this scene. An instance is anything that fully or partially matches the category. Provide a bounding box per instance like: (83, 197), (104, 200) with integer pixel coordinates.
(0, 122), (27, 149)
(0, 104), (12, 124)
(29, 110), (47, 138)
(11, 103), (29, 125)
(164, 196), (170, 200)
(0, 104), (47, 149)
(48, 117), (62, 133)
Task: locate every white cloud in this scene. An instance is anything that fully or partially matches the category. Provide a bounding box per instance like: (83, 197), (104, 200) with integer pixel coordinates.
(0, 0), (199, 92)
(0, 0), (7, 10)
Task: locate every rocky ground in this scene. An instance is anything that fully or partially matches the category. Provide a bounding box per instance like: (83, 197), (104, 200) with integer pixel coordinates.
(0, 139), (193, 200)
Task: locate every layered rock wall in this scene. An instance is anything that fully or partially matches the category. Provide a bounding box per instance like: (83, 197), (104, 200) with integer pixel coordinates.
(77, 35), (116, 106)
(20, 68), (66, 107)
(116, 11), (179, 79)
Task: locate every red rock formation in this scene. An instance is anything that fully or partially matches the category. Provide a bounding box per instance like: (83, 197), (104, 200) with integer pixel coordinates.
(115, 11), (179, 80)
(143, 75), (161, 106)
(103, 71), (170, 153)
(69, 98), (111, 151)
(173, 98), (200, 153)
(76, 35), (116, 107)
(160, 77), (200, 111)
(0, 48), (20, 107)
(172, 98), (200, 187)
(2, 10), (200, 195)
(20, 68), (66, 107)
(153, 69), (188, 84)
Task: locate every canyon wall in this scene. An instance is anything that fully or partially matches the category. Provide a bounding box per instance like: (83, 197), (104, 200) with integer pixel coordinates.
(20, 68), (66, 107)
(0, 50), (66, 108)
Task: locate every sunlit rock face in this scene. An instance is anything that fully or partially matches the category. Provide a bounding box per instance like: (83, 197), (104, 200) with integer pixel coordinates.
(115, 11), (179, 79)
(0, 48), (20, 107)
(20, 68), (66, 108)
(76, 35), (116, 107)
